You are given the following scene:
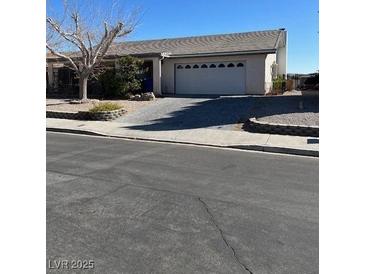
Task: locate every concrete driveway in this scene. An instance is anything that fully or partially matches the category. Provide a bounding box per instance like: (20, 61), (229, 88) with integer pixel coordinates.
(116, 96), (254, 131)
(116, 95), (318, 131)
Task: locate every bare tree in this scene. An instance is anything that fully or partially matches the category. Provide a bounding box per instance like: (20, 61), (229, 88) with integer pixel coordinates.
(46, 0), (138, 101)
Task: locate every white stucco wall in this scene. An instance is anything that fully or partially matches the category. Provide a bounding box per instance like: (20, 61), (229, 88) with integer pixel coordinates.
(152, 57), (162, 95)
(161, 54), (267, 95)
(277, 45), (287, 76)
(264, 53), (277, 93)
(276, 31), (287, 76)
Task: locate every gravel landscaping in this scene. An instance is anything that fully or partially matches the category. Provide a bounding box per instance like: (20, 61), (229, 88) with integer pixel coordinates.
(257, 112), (319, 126)
(46, 99), (156, 114)
(251, 95), (319, 127)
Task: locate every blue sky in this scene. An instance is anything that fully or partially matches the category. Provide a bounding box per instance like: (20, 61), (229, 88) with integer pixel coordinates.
(48, 0), (318, 73)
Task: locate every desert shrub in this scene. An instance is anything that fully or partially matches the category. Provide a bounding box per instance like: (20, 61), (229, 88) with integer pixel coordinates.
(99, 56), (143, 98)
(273, 75), (286, 92)
(99, 69), (121, 98)
(89, 102), (122, 112)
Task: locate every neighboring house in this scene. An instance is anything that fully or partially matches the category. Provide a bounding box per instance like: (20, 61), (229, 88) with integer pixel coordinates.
(46, 29), (287, 96)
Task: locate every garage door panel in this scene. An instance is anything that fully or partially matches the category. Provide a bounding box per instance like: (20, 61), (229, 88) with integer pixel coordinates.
(175, 61), (246, 95)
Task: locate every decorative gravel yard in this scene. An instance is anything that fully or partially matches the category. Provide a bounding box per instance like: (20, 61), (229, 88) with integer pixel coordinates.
(257, 112), (319, 126)
(251, 95), (319, 127)
(46, 99), (156, 114)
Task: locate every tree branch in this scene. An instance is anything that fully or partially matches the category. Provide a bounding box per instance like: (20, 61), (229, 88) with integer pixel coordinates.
(70, 13), (91, 66)
(91, 22), (124, 67)
(46, 43), (79, 74)
(104, 21), (109, 37)
(47, 17), (83, 53)
(71, 12), (80, 35)
(47, 16), (90, 67)
(87, 32), (93, 64)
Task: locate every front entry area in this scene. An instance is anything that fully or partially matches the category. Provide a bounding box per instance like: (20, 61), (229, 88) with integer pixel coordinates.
(175, 61), (246, 95)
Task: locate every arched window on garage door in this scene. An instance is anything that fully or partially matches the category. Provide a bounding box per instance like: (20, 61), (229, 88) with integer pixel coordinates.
(227, 63), (235, 68)
(218, 64), (225, 68)
(201, 64), (208, 68)
(185, 65), (191, 69)
(209, 64), (216, 68)
(177, 65), (183, 69)
(237, 63), (244, 67)
(193, 64), (199, 68)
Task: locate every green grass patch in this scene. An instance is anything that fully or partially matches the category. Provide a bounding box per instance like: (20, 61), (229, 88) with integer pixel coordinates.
(89, 102), (122, 112)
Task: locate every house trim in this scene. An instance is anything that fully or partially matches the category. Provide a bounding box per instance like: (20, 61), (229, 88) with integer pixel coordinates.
(166, 49), (277, 59)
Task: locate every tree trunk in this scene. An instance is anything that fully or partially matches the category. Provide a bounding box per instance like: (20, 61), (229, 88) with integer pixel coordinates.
(79, 77), (88, 100)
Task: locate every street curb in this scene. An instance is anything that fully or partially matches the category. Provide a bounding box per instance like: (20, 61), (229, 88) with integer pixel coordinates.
(46, 127), (106, 137)
(46, 127), (319, 157)
(228, 145), (319, 157)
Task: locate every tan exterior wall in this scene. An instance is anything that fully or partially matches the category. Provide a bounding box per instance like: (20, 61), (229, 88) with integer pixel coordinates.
(265, 53), (277, 93)
(161, 54), (267, 95)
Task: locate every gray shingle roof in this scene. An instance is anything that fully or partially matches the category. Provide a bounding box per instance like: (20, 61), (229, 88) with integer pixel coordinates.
(107, 29), (284, 57)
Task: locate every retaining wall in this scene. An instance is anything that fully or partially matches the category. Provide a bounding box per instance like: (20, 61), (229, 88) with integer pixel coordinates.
(244, 118), (319, 137)
(46, 109), (126, 121)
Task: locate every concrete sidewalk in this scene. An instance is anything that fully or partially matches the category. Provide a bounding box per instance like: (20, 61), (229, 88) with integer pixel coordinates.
(46, 118), (319, 156)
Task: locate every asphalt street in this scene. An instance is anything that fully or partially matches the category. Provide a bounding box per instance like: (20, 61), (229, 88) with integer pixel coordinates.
(47, 132), (318, 274)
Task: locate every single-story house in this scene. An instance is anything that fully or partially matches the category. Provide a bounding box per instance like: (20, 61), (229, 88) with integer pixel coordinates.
(46, 28), (287, 96)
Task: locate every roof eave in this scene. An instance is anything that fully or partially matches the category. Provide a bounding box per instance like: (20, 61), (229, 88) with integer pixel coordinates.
(46, 48), (279, 63)
(46, 52), (164, 62)
(167, 49), (277, 58)
(103, 52), (164, 59)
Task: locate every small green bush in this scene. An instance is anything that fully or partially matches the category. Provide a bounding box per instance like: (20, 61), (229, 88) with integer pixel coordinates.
(89, 102), (122, 112)
(99, 70), (122, 98)
(273, 75), (286, 92)
(99, 56), (143, 98)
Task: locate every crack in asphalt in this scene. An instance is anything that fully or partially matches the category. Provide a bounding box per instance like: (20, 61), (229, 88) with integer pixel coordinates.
(51, 183), (130, 210)
(198, 197), (254, 274)
(47, 169), (243, 208)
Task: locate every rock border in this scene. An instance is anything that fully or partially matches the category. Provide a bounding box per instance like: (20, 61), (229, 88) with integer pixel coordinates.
(46, 108), (126, 121)
(244, 117), (319, 137)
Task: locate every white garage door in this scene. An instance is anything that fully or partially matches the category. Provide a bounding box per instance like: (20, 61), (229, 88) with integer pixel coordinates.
(175, 61), (246, 95)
